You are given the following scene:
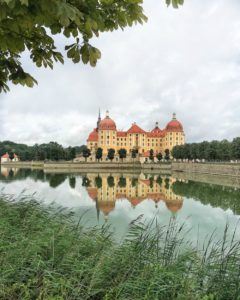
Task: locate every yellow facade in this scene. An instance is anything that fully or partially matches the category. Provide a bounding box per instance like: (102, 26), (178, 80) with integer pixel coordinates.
(86, 173), (184, 217)
(87, 111), (185, 157)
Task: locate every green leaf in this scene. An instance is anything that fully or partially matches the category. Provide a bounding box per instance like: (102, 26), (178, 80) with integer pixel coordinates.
(60, 15), (70, 27)
(20, 0), (28, 5)
(80, 44), (89, 64)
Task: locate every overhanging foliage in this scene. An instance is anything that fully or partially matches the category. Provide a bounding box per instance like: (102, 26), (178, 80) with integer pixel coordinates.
(0, 0), (183, 92)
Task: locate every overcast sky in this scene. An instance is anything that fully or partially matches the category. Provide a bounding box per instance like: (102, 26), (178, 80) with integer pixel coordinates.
(1, 0), (240, 146)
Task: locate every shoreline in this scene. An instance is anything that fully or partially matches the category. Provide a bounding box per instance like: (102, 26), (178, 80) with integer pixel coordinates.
(1, 161), (240, 179)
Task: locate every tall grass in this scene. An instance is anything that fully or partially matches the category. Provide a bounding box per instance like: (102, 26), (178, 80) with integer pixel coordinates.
(1, 195), (240, 299)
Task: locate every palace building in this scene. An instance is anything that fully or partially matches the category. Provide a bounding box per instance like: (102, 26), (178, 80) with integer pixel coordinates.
(87, 110), (185, 158)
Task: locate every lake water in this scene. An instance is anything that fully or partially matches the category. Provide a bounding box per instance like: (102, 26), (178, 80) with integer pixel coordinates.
(1, 166), (240, 243)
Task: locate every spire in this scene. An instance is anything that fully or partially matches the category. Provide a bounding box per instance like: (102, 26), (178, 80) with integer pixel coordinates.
(155, 121), (159, 128)
(106, 110), (109, 118)
(97, 109), (101, 131)
(95, 197), (100, 222)
(172, 112), (176, 120)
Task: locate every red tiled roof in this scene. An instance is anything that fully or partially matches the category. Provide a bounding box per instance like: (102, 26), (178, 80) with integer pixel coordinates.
(87, 128), (98, 142)
(141, 151), (158, 157)
(127, 123), (146, 134)
(147, 132), (165, 138)
(165, 200), (183, 213)
(140, 179), (150, 186)
(99, 116), (116, 130)
(151, 126), (162, 134)
(146, 126), (166, 138)
(142, 151), (150, 158)
(166, 120), (183, 132)
(1, 153), (9, 158)
(116, 193), (127, 199)
(87, 188), (98, 200)
(14, 153), (18, 158)
(117, 131), (127, 137)
(130, 197), (145, 207)
(98, 201), (115, 215)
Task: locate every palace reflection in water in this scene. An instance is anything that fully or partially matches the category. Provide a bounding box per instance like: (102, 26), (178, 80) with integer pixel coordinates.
(1, 166), (240, 221)
(0, 166), (183, 218)
(85, 173), (183, 220)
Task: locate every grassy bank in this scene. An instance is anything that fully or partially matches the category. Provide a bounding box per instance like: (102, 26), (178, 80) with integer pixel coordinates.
(1, 197), (240, 299)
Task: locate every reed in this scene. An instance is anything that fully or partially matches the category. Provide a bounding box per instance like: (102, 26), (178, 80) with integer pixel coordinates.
(1, 195), (240, 300)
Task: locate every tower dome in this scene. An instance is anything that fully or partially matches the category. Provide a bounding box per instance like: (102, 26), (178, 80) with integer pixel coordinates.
(165, 199), (183, 213)
(166, 113), (183, 132)
(99, 110), (116, 130)
(87, 128), (98, 142)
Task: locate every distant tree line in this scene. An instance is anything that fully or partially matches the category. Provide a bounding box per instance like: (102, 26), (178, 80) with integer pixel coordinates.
(172, 138), (240, 161)
(82, 147), (139, 162)
(0, 141), (86, 161)
(82, 147), (169, 162)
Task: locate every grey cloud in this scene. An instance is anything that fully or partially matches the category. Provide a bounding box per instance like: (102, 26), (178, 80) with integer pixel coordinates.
(1, 0), (240, 145)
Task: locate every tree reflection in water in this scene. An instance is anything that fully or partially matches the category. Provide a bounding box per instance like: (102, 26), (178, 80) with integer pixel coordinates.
(1, 167), (240, 219)
(69, 176), (76, 189)
(172, 180), (240, 215)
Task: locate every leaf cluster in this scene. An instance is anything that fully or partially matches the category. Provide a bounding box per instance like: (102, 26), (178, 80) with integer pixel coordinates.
(0, 0), (148, 92)
(166, 0), (184, 9)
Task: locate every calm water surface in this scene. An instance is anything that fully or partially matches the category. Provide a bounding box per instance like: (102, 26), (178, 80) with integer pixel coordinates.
(1, 167), (240, 242)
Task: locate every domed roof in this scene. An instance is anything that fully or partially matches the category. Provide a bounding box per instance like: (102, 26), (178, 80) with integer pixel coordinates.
(99, 201), (115, 215)
(99, 110), (116, 130)
(87, 188), (98, 200)
(165, 199), (183, 213)
(87, 128), (98, 142)
(166, 113), (183, 132)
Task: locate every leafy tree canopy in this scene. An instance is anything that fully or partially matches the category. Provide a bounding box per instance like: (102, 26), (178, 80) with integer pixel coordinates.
(95, 147), (103, 161)
(156, 152), (163, 162)
(172, 138), (240, 161)
(131, 149), (137, 159)
(0, 0), (183, 93)
(0, 140), (84, 161)
(118, 148), (127, 161)
(107, 148), (115, 161)
(118, 176), (126, 188)
(95, 175), (102, 189)
(107, 175), (115, 187)
(149, 149), (154, 161)
(82, 147), (91, 161)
